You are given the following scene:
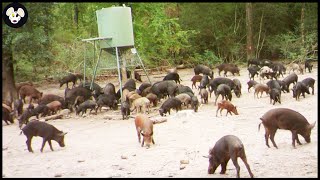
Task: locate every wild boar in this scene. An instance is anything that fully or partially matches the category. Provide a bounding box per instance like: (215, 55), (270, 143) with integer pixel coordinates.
(259, 108), (316, 148)
(121, 100), (130, 120)
(199, 88), (209, 104)
(59, 73), (77, 88)
(131, 97), (151, 114)
(301, 77), (315, 95)
(191, 95), (199, 112)
(20, 120), (67, 153)
(159, 97), (182, 116)
(247, 80), (258, 93)
(191, 75), (203, 89)
(208, 135), (254, 178)
(254, 84), (270, 99)
(194, 65), (214, 79)
(163, 72), (182, 84)
(75, 100), (97, 115)
(216, 100), (238, 117)
(304, 59), (313, 73)
(134, 114), (155, 148)
(175, 93), (192, 108)
(46, 101), (62, 115)
(19, 85), (43, 104)
(269, 88), (281, 105)
(247, 65), (260, 80)
(2, 106), (14, 125)
(146, 93), (158, 107)
(292, 82), (310, 101)
(13, 99), (23, 117)
(281, 73), (298, 92)
(214, 84), (232, 105)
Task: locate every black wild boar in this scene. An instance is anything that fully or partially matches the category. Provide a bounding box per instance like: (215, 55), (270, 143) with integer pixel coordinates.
(198, 75), (210, 90)
(96, 94), (118, 112)
(270, 62), (286, 78)
(269, 88), (281, 105)
(159, 97), (182, 116)
(216, 63), (236, 76)
(75, 100), (97, 115)
(13, 99), (23, 117)
(232, 79), (242, 98)
(301, 77), (315, 95)
(31, 104), (51, 118)
(123, 79), (137, 92)
(223, 65), (240, 77)
(2, 106), (14, 125)
(59, 73), (77, 88)
(121, 100), (130, 120)
(18, 109), (34, 129)
(260, 59), (272, 67)
(141, 86), (152, 97)
(194, 65), (214, 79)
(199, 88), (209, 104)
(247, 80), (258, 93)
(208, 135), (254, 178)
(247, 58), (260, 67)
(79, 81), (103, 100)
(103, 83), (116, 96)
(214, 84), (232, 105)
(151, 80), (178, 99)
(292, 82), (310, 101)
(163, 72), (182, 84)
(259, 108), (316, 148)
(177, 84), (194, 95)
(19, 85), (43, 104)
(266, 80), (282, 93)
(20, 120), (67, 153)
(191, 95), (199, 112)
(134, 71), (142, 82)
(281, 73), (298, 92)
(64, 86), (93, 111)
(138, 83), (152, 95)
(247, 65), (260, 80)
(304, 59), (313, 73)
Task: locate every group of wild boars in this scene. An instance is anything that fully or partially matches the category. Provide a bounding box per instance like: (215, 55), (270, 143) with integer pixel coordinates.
(216, 100), (238, 117)
(214, 84), (232, 105)
(207, 135), (254, 178)
(19, 85), (43, 104)
(191, 75), (202, 89)
(20, 120), (67, 153)
(163, 72), (182, 84)
(194, 64), (214, 79)
(259, 108), (316, 148)
(38, 94), (66, 109)
(96, 94), (118, 112)
(134, 114), (155, 148)
(159, 97), (182, 116)
(64, 86), (92, 111)
(208, 77), (236, 97)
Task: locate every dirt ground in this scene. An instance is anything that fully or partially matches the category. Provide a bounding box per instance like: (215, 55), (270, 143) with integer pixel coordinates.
(2, 65), (318, 178)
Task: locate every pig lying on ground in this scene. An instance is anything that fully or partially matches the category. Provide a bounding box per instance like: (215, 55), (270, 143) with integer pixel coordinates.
(20, 120), (67, 153)
(208, 135), (254, 178)
(259, 108), (316, 148)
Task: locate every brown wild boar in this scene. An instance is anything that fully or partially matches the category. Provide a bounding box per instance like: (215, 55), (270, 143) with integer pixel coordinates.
(134, 114), (155, 148)
(259, 108), (316, 148)
(19, 85), (43, 104)
(208, 135), (254, 178)
(216, 100), (238, 117)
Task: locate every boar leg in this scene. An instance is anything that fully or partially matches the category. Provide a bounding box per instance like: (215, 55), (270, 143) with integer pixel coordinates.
(230, 156), (241, 178)
(295, 135), (302, 145)
(291, 131), (298, 148)
(269, 129), (278, 148)
(152, 137), (155, 144)
(141, 138), (144, 147)
(40, 138), (48, 152)
(216, 107), (220, 117)
(220, 108), (224, 116)
(136, 129), (141, 143)
(264, 128), (271, 148)
(220, 159), (229, 174)
(48, 140), (54, 151)
(240, 154), (254, 178)
(26, 137), (34, 153)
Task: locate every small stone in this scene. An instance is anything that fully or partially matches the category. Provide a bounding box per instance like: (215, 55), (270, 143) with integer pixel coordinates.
(180, 160), (189, 164)
(78, 160), (85, 163)
(121, 155), (128, 159)
(180, 165), (186, 170)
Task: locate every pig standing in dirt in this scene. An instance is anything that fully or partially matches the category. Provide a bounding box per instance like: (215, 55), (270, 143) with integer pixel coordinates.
(208, 135), (254, 178)
(20, 120), (67, 153)
(59, 73), (77, 88)
(199, 88), (209, 104)
(216, 100), (238, 117)
(191, 96), (199, 112)
(134, 114), (155, 148)
(247, 80), (258, 92)
(159, 97), (182, 116)
(259, 108), (316, 148)
(46, 100), (62, 115)
(131, 97), (151, 114)
(19, 85), (43, 104)
(191, 75), (202, 89)
(121, 100), (130, 120)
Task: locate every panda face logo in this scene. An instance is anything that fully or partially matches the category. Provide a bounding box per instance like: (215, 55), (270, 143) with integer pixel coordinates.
(2, 3), (28, 28)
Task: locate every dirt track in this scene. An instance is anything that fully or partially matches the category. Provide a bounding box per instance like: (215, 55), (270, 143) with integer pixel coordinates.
(2, 65), (318, 178)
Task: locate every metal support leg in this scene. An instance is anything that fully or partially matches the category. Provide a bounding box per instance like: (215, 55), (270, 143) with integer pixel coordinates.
(135, 48), (152, 84)
(91, 49), (102, 90)
(116, 47), (123, 102)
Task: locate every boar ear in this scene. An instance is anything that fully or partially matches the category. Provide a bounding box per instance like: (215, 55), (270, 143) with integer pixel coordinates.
(309, 121), (316, 130)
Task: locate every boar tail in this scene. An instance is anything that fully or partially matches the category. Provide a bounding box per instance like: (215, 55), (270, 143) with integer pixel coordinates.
(258, 118), (264, 131)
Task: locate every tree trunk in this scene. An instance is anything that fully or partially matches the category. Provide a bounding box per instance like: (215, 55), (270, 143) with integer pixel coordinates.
(74, 4), (79, 28)
(246, 3), (254, 60)
(301, 3), (305, 47)
(2, 50), (18, 104)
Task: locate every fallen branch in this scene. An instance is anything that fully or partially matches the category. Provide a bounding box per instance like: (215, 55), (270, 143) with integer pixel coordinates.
(42, 114), (64, 121)
(151, 118), (167, 124)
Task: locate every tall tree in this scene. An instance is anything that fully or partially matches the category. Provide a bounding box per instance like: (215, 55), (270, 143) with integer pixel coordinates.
(246, 3), (254, 60)
(300, 3), (305, 47)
